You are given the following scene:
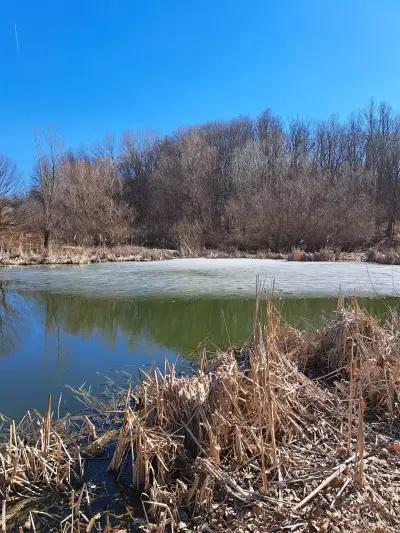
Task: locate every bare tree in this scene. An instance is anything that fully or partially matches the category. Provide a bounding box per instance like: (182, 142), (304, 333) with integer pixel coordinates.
(33, 128), (64, 248)
(16, 101), (400, 254)
(0, 154), (20, 232)
(119, 131), (159, 226)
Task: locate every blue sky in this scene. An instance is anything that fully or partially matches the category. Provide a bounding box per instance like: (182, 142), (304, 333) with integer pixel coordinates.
(1, 0), (400, 181)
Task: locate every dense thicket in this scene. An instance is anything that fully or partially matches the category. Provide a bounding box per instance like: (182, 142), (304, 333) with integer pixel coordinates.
(4, 101), (400, 251)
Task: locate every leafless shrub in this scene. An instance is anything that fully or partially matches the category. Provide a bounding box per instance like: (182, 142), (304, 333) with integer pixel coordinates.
(173, 219), (203, 256)
(6, 101), (400, 253)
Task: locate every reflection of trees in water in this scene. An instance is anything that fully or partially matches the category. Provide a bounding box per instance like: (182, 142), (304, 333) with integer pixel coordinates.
(23, 293), (256, 355)
(13, 292), (400, 359)
(0, 282), (27, 356)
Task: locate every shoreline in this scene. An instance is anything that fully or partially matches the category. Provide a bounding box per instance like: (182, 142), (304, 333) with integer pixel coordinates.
(1, 299), (399, 531)
(0, 243), (370, 267)
(0, 244), (180, 267)
(1, 243), (400, 268)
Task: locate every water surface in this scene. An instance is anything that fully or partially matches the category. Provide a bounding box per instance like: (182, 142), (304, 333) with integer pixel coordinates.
(0, 258), (399, 419)
(1, 258), (399, 298)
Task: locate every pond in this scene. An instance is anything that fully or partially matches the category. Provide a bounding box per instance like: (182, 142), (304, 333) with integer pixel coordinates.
(0, 258), (399, 420)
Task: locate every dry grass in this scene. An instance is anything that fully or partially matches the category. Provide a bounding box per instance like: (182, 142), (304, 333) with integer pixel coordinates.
(0, 244), (178, 266)
(288, 247), (362, 262)
(298, 300), (400, 420)
(0, 240), (286, 267)
(0, 386), (136, 531)
(1, 298), (400, 531)
(367, 248), (400, 265)
(0, 397), (83, 530)
(202, 249), (286, 260)
(0, 232), (384, 267)
(108, 299), (400, 531)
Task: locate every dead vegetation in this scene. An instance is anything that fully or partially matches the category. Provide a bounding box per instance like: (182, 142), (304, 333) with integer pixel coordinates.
(0, 241), (364, 267)
(1, 298), (400, 531)
(0, 243), (178, 266)
(298, 300), (400, 420)
(1, 233), (397, 267)
(287, 248), (362, 262)
(0, 399), (82, 530)
(367, 248), (400, 265)
(0, 241), (284, 267)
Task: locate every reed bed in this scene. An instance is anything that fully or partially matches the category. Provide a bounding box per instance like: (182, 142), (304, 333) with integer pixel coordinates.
(1, 299), (400, 531)
(0, 398), (83, 530)
(367, 248), (400, 265)
(0, 244), (178, 266)
(298, 300), (400, 421)
(287, 247), (361, 262)
(0, 244), (286, 267)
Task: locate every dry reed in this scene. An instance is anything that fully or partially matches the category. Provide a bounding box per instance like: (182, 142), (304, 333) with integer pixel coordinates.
(288, 247), (361, 262)
(1, 298), (400, 531)
(106, 297), (400, 531)
(367, 248), (400, 265)
(0, 243), (178, 267)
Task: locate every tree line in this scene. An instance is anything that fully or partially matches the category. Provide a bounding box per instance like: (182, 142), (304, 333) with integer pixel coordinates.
(2, 101), (400, 252)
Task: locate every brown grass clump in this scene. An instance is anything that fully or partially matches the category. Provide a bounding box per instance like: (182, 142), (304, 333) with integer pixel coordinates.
(299, 300), (400, 419)
(367, 248), (400, 265)
(288, 247), (338, 262)
(108, 317), (345, 529)
(288, 247), (361, 262)
(0, 390), (135, 531)
(0, 397), (82, 528)
(288, 247), (308, 261)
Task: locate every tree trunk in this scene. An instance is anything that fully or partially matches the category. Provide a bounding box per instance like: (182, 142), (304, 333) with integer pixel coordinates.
(386, 216), (395, 243)
(43, 229), (50, 249)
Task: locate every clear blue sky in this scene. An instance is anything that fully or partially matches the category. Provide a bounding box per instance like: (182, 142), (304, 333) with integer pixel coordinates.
(1, 0), (400, 181)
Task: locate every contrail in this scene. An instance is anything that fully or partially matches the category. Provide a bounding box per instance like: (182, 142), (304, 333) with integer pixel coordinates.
(14, 24), (20, 55)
